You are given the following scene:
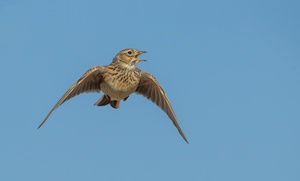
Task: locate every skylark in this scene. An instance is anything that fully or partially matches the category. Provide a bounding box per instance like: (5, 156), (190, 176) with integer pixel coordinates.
(38, 48), (188, 143)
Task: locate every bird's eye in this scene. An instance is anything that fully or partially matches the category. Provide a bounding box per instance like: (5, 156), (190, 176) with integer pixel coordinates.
(127, 51), (132, 55)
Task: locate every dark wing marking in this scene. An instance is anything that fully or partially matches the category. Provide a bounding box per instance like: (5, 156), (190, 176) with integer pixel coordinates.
(135, 71), (188, 143)
(38, 66), (105, 128)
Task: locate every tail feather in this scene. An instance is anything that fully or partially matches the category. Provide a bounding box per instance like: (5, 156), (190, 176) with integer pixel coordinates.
(94, 95), (110, 106)
(94, 95), (120, 109)
(110, 100), (120, 109)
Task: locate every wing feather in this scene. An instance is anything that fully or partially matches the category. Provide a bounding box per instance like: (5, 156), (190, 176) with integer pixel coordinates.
(38, 66), (105, 128)
(136, 71), (188, 143)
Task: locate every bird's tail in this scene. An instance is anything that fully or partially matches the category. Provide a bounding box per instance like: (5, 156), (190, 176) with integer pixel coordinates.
(109, 100), (120, 109)
(94, 95), (120, 109)
(94, 95), (110, 106)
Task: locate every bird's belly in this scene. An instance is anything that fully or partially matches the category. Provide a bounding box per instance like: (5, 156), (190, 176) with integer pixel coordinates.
(100, 80), (138, 101)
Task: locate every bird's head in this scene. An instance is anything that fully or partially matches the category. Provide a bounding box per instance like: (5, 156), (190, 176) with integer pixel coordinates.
(113, 48), (147, 68)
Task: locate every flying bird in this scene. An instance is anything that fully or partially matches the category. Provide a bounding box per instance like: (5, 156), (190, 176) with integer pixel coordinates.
(38, 48), (188, 143)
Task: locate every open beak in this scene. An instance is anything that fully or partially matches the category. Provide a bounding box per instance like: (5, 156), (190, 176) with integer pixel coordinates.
(138, 50), (147, 55)
(137, 50), (147, 62)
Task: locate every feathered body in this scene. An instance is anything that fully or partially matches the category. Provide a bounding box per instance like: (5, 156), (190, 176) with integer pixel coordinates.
(38, 48), (188, 143)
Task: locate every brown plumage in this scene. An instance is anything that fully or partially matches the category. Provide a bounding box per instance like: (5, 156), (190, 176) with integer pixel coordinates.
(38, 48), (188, 143)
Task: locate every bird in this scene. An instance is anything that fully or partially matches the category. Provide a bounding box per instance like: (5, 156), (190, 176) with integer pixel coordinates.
(38, 48), (188, 143)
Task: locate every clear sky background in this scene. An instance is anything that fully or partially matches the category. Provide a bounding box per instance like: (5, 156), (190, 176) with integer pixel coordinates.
(0, 0), (299, 180)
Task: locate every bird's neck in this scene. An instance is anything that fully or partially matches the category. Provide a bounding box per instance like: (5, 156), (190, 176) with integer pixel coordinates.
(112, 60), (137, 70)
(112, 57), (138, 70)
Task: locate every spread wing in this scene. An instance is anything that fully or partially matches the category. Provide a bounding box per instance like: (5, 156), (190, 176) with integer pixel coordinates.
(135, 71), (188, 143)
(38, 66), (105, 128)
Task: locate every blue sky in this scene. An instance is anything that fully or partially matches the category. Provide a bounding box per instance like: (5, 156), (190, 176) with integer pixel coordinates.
(1, 0), (299, 180)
